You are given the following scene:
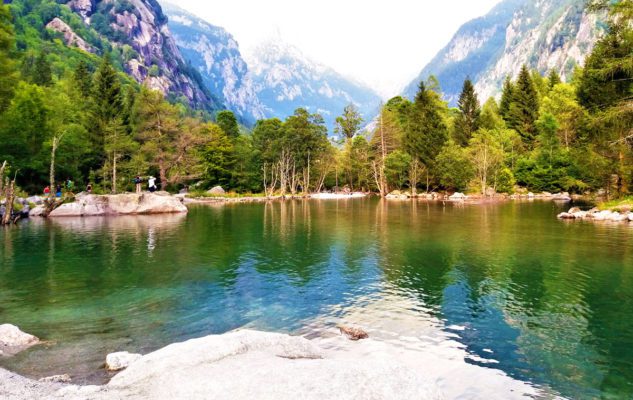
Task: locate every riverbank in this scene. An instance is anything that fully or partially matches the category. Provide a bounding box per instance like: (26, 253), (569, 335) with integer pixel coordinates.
(558, 206), (633, 222)
(0, 326), (548, 400)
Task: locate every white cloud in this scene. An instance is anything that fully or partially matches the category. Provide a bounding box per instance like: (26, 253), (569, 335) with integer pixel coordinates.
(164, 0), (501, 98)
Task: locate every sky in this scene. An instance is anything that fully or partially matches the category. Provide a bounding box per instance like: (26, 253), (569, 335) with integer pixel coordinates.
(166, 0), (501, 98)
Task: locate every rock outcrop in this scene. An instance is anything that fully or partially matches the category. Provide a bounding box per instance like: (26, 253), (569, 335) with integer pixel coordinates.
(0, 330), (443, 400)
(47, 193), (187, 217)
(558, 207), (633, 222)
(45, 18), (94, 53)
(0, 325), (39, 357)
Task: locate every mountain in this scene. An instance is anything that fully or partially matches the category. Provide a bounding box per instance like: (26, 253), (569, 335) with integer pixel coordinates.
(403, 0), (603, 105)
(56, 0), (220, 110)
(246, 39), (382, 132)
(162, 2), (265, 124)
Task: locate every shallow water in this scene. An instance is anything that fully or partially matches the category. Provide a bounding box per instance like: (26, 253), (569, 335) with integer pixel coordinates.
(1, 200), (632, 398)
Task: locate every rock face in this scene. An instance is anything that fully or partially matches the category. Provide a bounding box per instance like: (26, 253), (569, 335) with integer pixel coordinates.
(47, 193), (188, 217)
(163, 3), (265, 125)
(404, 0), (603, 105)
(61, 0), (219, 111)
(0, 330), (443, 400)
(46, 18), (94, 53)
(0, 325), (39, 357)
(449, 192), (468, 201)
(106, 352), (142, 371)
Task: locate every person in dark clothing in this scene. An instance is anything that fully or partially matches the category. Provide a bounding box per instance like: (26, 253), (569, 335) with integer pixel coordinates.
(55, 185), (62, 198)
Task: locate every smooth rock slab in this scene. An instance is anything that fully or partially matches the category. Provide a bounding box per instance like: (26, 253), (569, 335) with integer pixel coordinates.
(48, 193), (187, 217)
(106, 352), (142, 371)
(0, 325), (39, 357)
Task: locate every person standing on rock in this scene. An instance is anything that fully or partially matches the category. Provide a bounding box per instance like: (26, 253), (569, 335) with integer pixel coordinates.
(134, 176), (142, 194)
(44, 186), (50, 196)
(86, 183), (93, 194)
(148, 176), (157, 193)
(55, 184), (62, 198)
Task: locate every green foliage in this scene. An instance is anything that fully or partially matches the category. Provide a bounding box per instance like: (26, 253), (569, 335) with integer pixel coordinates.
(335, 103), (363, 141)
(216, 110), (239, 139)
(505, 65), (540, 146)
(203, 124), (234, 187)
(384, 150), (412, 190)
(436, 140), (473, 191)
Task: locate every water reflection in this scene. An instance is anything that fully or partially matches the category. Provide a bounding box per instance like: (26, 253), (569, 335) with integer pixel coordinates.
(0, 201), (632, 398)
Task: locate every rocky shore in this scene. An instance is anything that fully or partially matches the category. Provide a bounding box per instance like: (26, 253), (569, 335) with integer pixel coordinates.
(558, 207), (633, 222)
(0, 329), (443, 400)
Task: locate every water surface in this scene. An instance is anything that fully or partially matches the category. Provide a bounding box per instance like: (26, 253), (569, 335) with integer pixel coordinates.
(1, 200), (632, 399)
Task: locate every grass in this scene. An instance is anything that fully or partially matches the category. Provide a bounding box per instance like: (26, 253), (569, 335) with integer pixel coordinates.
(599, 196), (633, 211)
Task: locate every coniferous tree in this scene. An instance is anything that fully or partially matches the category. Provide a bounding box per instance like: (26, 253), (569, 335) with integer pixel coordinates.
(33, 51), (52, 87)
(335, 103), (364, 142)
(404, 81), (448, 192)
(216, 110), (240, 139)
(548, 70), (562, 89)
(454, 78), (481, 146)
(73, 60), (93, 99)
(507, 65), (540, 146)
(499, 76), (514, 119)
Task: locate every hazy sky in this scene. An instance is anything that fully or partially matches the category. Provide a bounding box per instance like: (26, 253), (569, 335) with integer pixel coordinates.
(166, 0), (501, 98)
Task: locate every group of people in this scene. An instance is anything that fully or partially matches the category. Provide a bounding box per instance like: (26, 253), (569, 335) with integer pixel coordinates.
(42, 176), (158, 196)
(134, 176), (157, 193)
(43, 179), (75, 198)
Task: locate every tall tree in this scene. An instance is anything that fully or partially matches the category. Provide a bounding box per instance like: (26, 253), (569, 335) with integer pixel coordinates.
(33, 51), (52, 87)
(499, 76), (514, 119)
(547, 70), (562, 89)
(216, 110), (239, 139)
(454, 78), (481, 146)
(91, 54), (122, 158)
(403, 81), (448, 193)
(73, 60), (93, 99)
(335, 103), (364, 142)
(506, 65), (540, 146)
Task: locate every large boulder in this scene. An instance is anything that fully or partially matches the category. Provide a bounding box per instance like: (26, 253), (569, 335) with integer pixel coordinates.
(48, 194), (187, 217)
(106, 352), (142, 371)
(0, 324), (39, 357)
(449, 192), (467, 201)
(207, 186), (226, 195)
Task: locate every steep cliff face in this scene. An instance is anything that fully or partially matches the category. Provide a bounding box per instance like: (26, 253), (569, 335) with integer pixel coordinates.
(65, 0), (220, 110)
(404, 0), (603, 105)
(163, 3), (265, 124)
(246, 40), (382, 131)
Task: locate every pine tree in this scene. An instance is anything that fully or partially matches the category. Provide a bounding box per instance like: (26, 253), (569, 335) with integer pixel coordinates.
(335, 103), (364, 142)
(33, 51), (52, 87)
(216, 110), (239, 139)
(91, 54), (122, 149)
(506, 65), (540, 146)
(403, 81), (448, 192)
(73, 60), (93, 98)
(547, 70), (562, 89)
(454, 78), (481, 146)
(499, 76), (514, 120)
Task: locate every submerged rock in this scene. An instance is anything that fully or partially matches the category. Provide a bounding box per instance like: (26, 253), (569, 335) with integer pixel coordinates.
(106, 352), (142, 371)
(339, 326), (369, 341)
(0, 324), (39, 357)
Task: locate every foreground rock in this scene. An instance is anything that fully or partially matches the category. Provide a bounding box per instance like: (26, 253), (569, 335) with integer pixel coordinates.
(38, 375), (71, 384)
(47, 193), (187, 218)
(339, 326), (369, 341)
(105, 352), (142, 371)
(558, 207), (633, 223)
(0, 325), (39, 357)
(0, 330), (442, 400)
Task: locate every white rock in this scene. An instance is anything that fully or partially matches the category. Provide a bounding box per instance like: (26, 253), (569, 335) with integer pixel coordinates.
(207, 186), (226, 195)
(29, 205), (45, 217)
(0, 324), (39, 356)
(628, 213), (633, 222)
(48, 194), (187, 218)
(106, 351), (142, 371)
(449, 192), (467, 201)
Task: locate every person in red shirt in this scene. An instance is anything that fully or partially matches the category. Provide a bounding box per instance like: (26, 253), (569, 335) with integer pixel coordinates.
(44, 186), (50, 195)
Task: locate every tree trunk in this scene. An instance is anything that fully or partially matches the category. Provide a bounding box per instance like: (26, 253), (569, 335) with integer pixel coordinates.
(159, 158), (167, 191)
(0, 160), (6, 193)
(112, 152), (117, 194)
(49, 137), (58, 197)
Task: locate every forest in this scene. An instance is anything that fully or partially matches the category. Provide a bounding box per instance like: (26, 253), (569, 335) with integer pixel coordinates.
(0, 0), (631, 198)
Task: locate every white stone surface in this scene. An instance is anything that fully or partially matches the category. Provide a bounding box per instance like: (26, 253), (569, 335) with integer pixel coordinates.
(0, 324), (39, 356)
(105, 352), (142, 372)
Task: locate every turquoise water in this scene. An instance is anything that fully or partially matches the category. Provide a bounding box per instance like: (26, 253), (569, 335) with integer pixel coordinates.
(1, 200), (632, 398)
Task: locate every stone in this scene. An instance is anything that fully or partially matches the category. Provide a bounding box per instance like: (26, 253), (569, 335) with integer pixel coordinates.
(628, 213), (633, 222)
(207, 186), (226, 195)
(106, 351), (142, 371)
(39, 374), (72, 383)
(527, 192), (535, 198)
(449, 192), (467, 201)
(568, 207), (582, 214)
(46, 18), (94, 53)
(0, 324), (39, 356)
(339, 326), (369, 341)
(557, 212), (574, 220)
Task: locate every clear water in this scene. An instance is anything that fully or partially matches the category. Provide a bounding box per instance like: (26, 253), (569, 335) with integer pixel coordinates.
(1, 200), (632, 399)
